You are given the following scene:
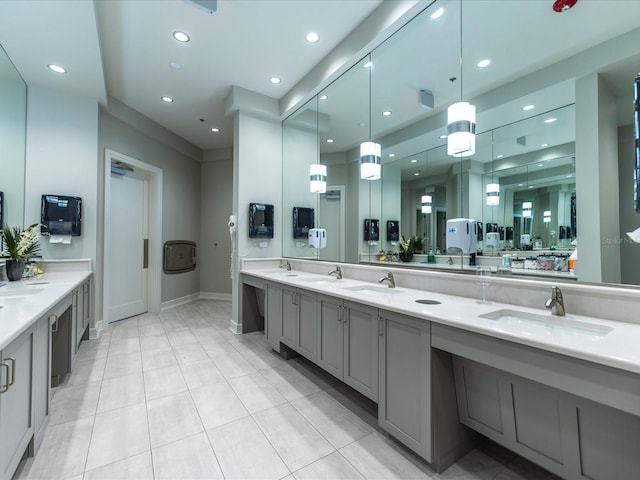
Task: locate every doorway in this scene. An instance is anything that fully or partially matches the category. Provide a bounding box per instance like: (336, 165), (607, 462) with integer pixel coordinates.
(103, 149), (162, 325)
(318, 186), (346, 262)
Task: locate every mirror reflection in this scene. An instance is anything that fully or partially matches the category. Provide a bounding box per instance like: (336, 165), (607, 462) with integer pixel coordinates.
(0, 43), (27, 229)
(282, 0), (640, 287)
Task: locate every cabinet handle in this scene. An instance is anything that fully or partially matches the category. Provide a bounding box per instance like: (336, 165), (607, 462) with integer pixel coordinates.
(6, 357), (15, 386)
(378, 316), (383, 336)
(337, 305), (342, 322)
(0, 362), (9, 393)
(72, 290), (78, 307)
(50, 314), (59, 333)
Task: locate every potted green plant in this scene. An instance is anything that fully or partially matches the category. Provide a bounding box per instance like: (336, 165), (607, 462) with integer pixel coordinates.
(398, 235), (422, 262)
(1, 224), (41, 281)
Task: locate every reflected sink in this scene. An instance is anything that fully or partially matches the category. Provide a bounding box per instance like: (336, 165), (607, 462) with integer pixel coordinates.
(479, 309), (612, 337)
(0, 288), (44, 298)
(342, 285), (403, 295)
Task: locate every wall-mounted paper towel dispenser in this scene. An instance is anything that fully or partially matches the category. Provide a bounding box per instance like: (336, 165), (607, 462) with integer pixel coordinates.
(163, 241), (197, 274)
(41, 194), (82, 236)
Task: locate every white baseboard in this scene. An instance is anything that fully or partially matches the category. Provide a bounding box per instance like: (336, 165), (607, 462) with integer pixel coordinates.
(200, 292), (232, 301)
(161, 293), (201, 311)
(90, 320), (104, 339)
(229, 318), (242, 335)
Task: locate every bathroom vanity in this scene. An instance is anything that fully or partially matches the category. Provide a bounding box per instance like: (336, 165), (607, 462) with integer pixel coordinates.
(0, 267), (92, 479)
(241, 260), (640, 479)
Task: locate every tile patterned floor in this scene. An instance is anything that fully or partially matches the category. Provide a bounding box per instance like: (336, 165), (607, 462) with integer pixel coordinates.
(14, 300), (560, 480)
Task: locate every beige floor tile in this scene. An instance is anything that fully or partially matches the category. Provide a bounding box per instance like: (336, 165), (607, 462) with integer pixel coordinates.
(238, 344), (286, 370)
(253, 403), (335, 472)
(21, 416), (93, 479)
(97, 372), (145, 413)
(152, 432), (224, 479)
(339, 431), (435, 480)
(180, 358), (225, 389)
(48, 381), (100, 426)
(167, 328), (198, 346)
(66, 356), (107, 386)
(291, 390), (375, 449)
(172, 341), (210, 365)
(190, 382), (250, 430)
(83, 451), (153, 480)
(139, 332), (171, 351)
(147, 391), (204, 448)
(139, 323), (166, 337)
(143, 363), (187, 400)
(207, 416), (290, 480)
(228, 372), (287, 414)
(85, 403), (150, 471)
(103, 351), (142, 379)
(107, 337), (141, 356)
(293, 451), (365, 480)
(200, 336), (239, 356)
(75, 341), (109, 362)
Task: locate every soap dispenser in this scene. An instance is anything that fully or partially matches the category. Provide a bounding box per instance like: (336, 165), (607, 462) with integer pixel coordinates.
(427, 249), (436, 263)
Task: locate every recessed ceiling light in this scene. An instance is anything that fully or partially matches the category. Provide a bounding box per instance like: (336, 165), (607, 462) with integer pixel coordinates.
(320, 94), (328, 100)
(173, 31), (190, 43)
(496, 154), (504, 159)
(566, 174), (573, 178)
(305, 32), (319, 43)
(544, 117), (557, 123)
(522, 104), (535, 111)
(411, 159), (417, 163)
(430, 7), (444, 19)
(518, 183), (524, 187)
(326, 139), (334, 143)
(269, 76), (282, 85)
(357, 122), (366, 127)
(382, 111), (392, 116)
(388, 153), (395, 157)
(169, 62), (182, 69)
(48, 64), (66, 74)
(363, 61), (373, 69)
(414, 172), (420, 176)
(528, 185), (535, 189)
(540, 143), (549, 147)
(537, 163), (544, 167)
(161, 96), (174, 103)
(439, 134), (448, 139)
(211, 128), (220, 133)
(477, 59), (491, 68)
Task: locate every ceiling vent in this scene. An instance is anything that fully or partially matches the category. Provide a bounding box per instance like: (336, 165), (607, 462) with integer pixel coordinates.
(186, 0), (217, 14)
(419, 89), (434, 110)
(516, 136), (527, 147)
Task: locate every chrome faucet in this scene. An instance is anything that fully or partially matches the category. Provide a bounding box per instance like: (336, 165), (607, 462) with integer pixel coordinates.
(545, 286), (565, 316)
(328, 265), (342, 279)
(447, 257), (453, 265)
(279, 260), (291, 271)
(378, 272), (395, 288)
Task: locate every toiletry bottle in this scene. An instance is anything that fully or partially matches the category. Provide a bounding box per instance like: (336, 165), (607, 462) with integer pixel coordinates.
(427, 249), (436, 263)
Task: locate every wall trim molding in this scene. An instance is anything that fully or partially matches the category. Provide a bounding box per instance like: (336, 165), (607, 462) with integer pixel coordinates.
(200, 292), (232, 301)
(90, 320), (103, 340)
(160, 292), (201, 311)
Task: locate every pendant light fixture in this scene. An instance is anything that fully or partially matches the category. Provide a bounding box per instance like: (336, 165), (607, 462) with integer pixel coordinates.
(447, 0), (476, 157)
(421, 195), (432, 214)
(310, 95), (327, 193)
(486, 131), (499, 205)
(360, 56), (381, 180)
(523, 201), (533, 218)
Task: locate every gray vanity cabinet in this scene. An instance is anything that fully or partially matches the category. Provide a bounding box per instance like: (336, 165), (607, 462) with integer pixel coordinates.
(0, 326), (35, 480)
(33, 315), (51, 453)
(264, 281), (282, 352)
(378, 310), (432, 462)
(281, 287), (317, 361)
(75, 279), (90, 352)
(316, 294), (379, 402)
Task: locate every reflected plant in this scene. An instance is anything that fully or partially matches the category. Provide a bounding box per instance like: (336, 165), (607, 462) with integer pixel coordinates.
(1, 224), (41, 261)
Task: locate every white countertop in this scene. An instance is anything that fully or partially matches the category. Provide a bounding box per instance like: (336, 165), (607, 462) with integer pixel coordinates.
(242, 268), (640, 375)
(0, 271), (92, 350)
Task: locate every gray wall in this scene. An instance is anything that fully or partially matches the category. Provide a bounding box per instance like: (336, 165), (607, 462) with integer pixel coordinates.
(99, 106), (202, 306)
(618, 124), (640, 285)
(200, 150), (233, 296)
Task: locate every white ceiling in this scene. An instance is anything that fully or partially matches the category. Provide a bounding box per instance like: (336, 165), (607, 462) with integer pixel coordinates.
(0, 0), (382, 151)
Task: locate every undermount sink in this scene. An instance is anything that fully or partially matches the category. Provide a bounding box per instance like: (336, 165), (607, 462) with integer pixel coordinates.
(0, 287), (44, 297)
(300, 277), (339, 284)
(479, 309), (613, 337)
(342, 285), (403, 295)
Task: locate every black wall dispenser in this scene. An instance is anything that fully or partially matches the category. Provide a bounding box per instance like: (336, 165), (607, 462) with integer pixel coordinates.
(41, 194), (82, 236)
(249, 203), (274, 238)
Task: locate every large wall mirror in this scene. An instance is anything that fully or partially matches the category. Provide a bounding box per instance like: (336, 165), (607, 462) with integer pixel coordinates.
(0, 43), (27, 229)
(282, 0), (640, 287)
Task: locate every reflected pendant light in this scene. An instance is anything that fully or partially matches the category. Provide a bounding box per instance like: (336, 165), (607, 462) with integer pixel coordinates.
(486, 183), (500, 205)
(543, 210), (551, 223)
(309, 164), (327, 193)
(523, 201), (533, 218)
(421, 195), (432, 214)
(447, 0), (476, 157)
(360, 142), (381, 180)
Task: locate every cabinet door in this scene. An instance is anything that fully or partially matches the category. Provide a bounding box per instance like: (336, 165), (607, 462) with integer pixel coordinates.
(343, 301), (378, 402)
(33, 315), (51, 453)
(75, 286), (84, 351)
(82, 279), (91, 332)
(264, 282), (282, 352)
(378, 311), (432, 461)
(296, 290), (317, 361)
(281, 288), (298, 349)
(0, 328), (35, 479)
(316, 295), (343, 379)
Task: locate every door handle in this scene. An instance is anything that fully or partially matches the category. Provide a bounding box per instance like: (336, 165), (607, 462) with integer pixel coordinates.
(143, 239), (149, 269)
(0, 362), (9, 393)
